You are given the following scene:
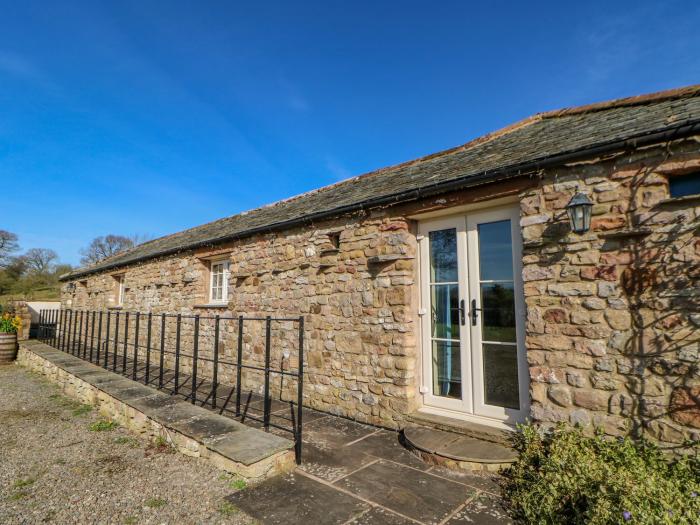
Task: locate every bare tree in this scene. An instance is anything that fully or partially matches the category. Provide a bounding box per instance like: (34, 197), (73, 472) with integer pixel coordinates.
(0, 230), (19, 266)
(23, 248), (58, 274)
(79, 234), (141, 266)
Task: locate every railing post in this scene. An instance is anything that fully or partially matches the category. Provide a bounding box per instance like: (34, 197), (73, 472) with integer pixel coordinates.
(58, 309), (64, 350)
(96, 311), (103, 364)
(145, 312), (152, 385)
(89, 311), (96, 361)
(77, 311), (84, 357)
(158, 314), (166, 389)
(104, 311), (111, 368)
(235, 316), (244, 417)
(263, 315), (272, 431)
(113, 311), (120, 371)
(82, 311), (89, 359)
(211, 315), (220, 409)
(122, 312), (130, 373)
(174, 314), (182, 394)
(296, 316), (305, 464)
(71, 310), (78, 355)
(52, 309), (59, 347)
(38, 309), (44, 340)
(133, 312), (140, 380)
(191, 315), (200, 405)
(64, 309), (72, 352)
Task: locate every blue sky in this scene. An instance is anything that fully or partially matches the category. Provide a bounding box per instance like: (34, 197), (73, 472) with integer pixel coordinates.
(2, 1), (699, 266)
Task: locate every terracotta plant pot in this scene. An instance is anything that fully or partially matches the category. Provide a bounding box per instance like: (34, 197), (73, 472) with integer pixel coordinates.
(0, 332), (18, 363)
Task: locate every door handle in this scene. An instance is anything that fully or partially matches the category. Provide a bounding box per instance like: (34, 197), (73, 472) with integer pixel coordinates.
(471, 299), (481, 326)
(450, 300), (467, 326)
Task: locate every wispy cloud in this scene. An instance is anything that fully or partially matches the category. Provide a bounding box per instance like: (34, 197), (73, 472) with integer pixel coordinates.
(325, 155), (353, 181)
(288, 93), (309, 112)
(579, 15), (642, 84)
(278, 74), (310, 112)
(0, 50), (41, 79)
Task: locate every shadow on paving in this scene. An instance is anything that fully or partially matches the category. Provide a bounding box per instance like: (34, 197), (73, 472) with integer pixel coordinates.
(227, 416), (512, 525)
(54, 346), (512, 524)
(64, 348), (308, 441)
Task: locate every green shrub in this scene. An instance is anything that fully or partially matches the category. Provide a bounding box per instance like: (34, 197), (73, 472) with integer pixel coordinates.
(504, 424), (700, 524)
(88, 420), (118, 432)
(144, 497), (167, 508)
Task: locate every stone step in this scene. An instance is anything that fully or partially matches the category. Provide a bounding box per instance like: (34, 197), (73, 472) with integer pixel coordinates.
(405, 410), (514, 446)
(402, 424), (517, 472)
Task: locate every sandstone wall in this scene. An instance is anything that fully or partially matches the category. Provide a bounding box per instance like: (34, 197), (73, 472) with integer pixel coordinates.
(521, 137), (700, 447)
(62, 211), (420, 429)
(61, 137), (700, 443)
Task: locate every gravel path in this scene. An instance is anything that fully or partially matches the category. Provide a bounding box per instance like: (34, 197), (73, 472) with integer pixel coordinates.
(0, 364), (255, 525)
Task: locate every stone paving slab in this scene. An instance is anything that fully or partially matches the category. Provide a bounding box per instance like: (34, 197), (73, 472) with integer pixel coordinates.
(228, 471), (370, 524)
(346, 506), (415, 525)
(446, 492), (514, 524)
(175, 413), (247, 441)
(336, 460), (476, 524)
(148, 400), (214, 425)
(345, 430), (431, 471)
(303, 415), (377, 449)
(107, 384), (161, 401)
(298, 442), (378, 482)
(205, 430), (293, 466)
(427, 465), (501, 495)
(127, 392), (180, 412)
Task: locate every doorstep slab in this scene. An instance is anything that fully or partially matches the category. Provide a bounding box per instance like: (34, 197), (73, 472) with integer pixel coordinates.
(403, 425), (517, 471)
(406, 411), (513, 445)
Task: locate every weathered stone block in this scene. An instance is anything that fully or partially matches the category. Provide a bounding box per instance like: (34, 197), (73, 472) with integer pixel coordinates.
(670, 386), (700, 428)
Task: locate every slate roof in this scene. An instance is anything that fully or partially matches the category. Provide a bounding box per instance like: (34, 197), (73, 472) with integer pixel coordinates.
(63, 85), (700, 280)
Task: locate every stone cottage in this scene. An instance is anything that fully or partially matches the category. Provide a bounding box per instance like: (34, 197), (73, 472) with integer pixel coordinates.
(60, 85), (700, 448)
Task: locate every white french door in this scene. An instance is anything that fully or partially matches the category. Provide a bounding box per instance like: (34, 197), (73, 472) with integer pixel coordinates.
(419, 205), (529, 425)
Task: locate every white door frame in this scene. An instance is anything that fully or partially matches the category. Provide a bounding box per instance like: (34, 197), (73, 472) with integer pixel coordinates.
(418, 204), (529, 427)
(418, 216), (471, 414)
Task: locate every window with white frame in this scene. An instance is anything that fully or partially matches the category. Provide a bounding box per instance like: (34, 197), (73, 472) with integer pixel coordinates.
(209, 260), (229, 303)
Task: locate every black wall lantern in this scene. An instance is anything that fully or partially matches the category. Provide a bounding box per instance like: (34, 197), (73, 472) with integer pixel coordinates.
(566, 191), (593, 234)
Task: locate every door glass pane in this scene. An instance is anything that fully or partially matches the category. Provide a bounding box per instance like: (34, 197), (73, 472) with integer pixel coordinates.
(432, 341), (461, 399)
(431, 284), (460, 340)
(483, 343), (519, 409)
(478, 220), (513, 281)
(481, 283), (516, 342)
(429, 229), (458, 282)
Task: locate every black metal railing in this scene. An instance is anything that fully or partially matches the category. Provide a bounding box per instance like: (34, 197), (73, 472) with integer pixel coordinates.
(37, 308), (305, 464)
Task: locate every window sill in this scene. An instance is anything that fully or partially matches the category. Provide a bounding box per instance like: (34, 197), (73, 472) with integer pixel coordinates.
(193, 303), (229, 309)
(656, 193), (700, 207)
